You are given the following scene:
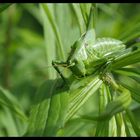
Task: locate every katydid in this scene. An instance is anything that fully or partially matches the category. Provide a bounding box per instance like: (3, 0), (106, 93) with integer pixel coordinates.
(52, 29), (126, 81)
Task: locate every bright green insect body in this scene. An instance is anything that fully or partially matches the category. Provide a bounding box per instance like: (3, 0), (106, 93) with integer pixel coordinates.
(52, 29), (126, 80)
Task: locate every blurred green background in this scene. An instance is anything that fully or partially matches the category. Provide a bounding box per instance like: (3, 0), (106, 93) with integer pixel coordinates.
(0, 3), (140, 136)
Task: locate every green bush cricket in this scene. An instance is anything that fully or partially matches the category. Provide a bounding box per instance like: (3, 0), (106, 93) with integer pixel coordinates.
(52, 29), (126, 82)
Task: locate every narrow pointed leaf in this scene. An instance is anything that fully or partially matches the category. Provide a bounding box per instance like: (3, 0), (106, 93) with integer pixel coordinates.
(126, 109), (140, 136)
(114, 67), (140, 79)
(111, 49), (140, 70)
(40, 4), (65, 60)
(70, 3), (86, 34)
(123, 113), (132, 137)
(116, 75), (140, 103)
(79, 3), (93, 28)
(0, 3), (13, 13)
(115, 113), (126, 136)
(40, 4), (56, 79)
(0, 86), (27, 121)
(87, 4), (97, 31)
(66, 74), (102, 121)
(80, 86), (132, 122)
(95, 121), (109, 136)
(26, 79), (69, 136)
(102, 86), (131, 119)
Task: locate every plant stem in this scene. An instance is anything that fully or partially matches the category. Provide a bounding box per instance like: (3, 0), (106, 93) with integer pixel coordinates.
(87, 3), (97, 31)
(41, 4), (65, 61)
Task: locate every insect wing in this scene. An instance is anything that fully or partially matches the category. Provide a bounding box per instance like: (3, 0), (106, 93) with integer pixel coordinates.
(93, 38), (126, 58)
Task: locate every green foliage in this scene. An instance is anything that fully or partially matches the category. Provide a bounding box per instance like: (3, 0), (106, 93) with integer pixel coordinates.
(0, 3), (140, 137)
(0, 86), (27, 120)
(26, 79), (69, 136)
(0, 4), (13, 13)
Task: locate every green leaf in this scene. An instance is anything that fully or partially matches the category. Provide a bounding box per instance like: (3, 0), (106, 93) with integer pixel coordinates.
(0, 3), (13, 13)
(111, 49), (140, 70)
(0, 86), (27, 121)
(26, 79), (69, 136)
(79, 84), (129, 136)
(87, 4), (97, 31)
(119, 22), (140, 43)
(108, 116), (118, 136)
(97, 4), (121, 19)
(122, 114), (132, 136)
(114, 67), (140, 79)
(70, 3), (86, 34)
(21, 4), (43, 25)
(80, 85), (132, 122)
(126, 109), (140, 136)
(102, 86), (131, 119)
(116, 75), (140, 103)
(0, 107), (20, 136)
(40, 4), (56, 79)
(40, 4), (65, 60)
(66, 74), (102, 121)
(99, 83), (111, 112)
(123, 32), (140, 44)
(79, 4), (89, 25)
(43, 83), (69, 136)
(95, 84), (110, 136)
(115, 113), (126, 136)
(95, 120), (109, 136)
(54, 4), (80, 54)
(60, 118), (95, 136)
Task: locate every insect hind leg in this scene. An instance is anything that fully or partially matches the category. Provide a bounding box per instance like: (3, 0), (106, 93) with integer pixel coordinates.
(52, 60), (68, 84)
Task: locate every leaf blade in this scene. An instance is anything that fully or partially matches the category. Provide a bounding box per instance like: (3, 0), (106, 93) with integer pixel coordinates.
(111, 49), (140, 70)
(66, 74), (102, 122)
(40, 4), (65, 60)
(26, 79), (69, 136)
(0, 86), (27, 121)
(0, 3), (13, 13)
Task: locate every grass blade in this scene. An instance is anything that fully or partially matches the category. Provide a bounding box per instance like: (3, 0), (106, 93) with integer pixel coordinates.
(102, 86), (131, 119)
(40, 4), (65, 60)
(40, 4), (56, 79)
(81, 85), (132, 122)
(111, 49), (140, 70)
(0, 86), (27, 121)
(95, 84), (110, 136)
(114, 67), (140, 79)
(115, 113), (126, 136)
(0, 3), (13, 13)
(119, 22), (140, 43)
(66, 74), (102, 121)
(122, 114), (132, 136)
(87, 4), (97, 31)
(126, 109), (140, 136)
(70, 3), (86, 34)
(116, 75), (140, 103)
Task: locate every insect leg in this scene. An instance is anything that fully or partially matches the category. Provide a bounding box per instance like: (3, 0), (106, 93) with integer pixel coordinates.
(52, 60), (68, 83)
